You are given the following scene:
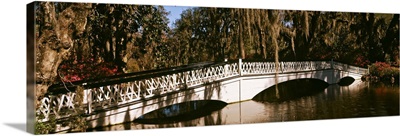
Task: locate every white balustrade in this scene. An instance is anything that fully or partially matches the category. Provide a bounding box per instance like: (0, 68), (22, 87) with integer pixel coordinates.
(36, 60), (367, 121)
(332, 61), (368, 74)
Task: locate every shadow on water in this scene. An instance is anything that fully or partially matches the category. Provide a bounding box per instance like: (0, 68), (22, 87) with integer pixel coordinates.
(133, 100), (227, 124)
(252, 79), (329, 103)
(337, 76), (355, 86)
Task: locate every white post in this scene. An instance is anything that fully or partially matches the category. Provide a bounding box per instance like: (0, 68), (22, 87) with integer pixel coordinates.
(239, 58), (242, 76)
(84, 89), (92, 114)
(238, 58), (243, 104)
(185, 71), (189, 88)
(224, 59), (228, 77)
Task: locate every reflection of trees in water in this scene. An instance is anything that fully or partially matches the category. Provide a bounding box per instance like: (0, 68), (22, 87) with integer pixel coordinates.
(203, 110), (224, 125)
(250, 81), (398, 123)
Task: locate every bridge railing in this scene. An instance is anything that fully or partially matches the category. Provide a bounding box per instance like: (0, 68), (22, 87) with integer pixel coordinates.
(241, 61), (332, 75)
(37, 61), (241, 121)
(332, 61), (369, 75)
(36, 60), (367, 121)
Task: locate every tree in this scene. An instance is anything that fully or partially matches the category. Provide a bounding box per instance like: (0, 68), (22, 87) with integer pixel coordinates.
(35, 2), (91, 105)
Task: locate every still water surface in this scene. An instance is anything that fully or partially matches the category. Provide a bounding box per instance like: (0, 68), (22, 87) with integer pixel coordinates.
(89, 80), (399, 131)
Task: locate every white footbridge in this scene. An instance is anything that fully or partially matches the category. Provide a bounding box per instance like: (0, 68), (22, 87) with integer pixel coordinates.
(36, 59), (368, 132)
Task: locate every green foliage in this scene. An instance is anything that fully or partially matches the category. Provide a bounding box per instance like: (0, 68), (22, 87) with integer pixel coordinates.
(36, 2), (398, 82)
(125, 58), (141, 72)
(69, 114), (87, 132)
(34, 114), (56, 134)
(48, 3), (170, 82)
(169, 8), (399, 66)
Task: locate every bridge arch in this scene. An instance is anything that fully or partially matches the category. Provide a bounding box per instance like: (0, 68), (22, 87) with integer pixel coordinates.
(337, 76), (356, 86)
(133, 100), (227, 124)
(237, 69), (336, 101)
(85, 81), (231, 129)
(251, 78), (329, 102)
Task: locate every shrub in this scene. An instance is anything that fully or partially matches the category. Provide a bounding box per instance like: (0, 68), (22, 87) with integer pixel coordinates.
(58, 57), (122, 82)
(369, 61), (399, 83)
(35, 115), (56, 134)
(353, 55), (370, 67)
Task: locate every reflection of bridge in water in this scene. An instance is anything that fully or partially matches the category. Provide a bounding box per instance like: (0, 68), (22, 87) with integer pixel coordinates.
(37, 59), (368, 132)
(91, 79), (370, 131)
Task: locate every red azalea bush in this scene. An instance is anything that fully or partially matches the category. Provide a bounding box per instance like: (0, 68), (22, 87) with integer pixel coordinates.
(353, 55), (370, 68)
(58, 57), (122, 82)
(369, 61), (399, 83)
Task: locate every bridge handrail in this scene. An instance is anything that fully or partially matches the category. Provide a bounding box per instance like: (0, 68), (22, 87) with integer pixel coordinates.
(332, 61), (369, 75)
(36, 60), (367, 121)
(240, 61), (332, 75)
(46, 61), (221, 95)
(37, 61), (240, 121)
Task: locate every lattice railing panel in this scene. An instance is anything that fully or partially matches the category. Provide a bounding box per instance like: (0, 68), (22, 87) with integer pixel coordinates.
(241, 61), (332, 75)
(37, 92), (77, 121)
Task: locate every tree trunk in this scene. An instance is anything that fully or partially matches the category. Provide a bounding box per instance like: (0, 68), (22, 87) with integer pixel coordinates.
(237, 9), (246, 59)
(365, 13), (378, 62)
(35, 2), (91, 107)
(272, 32), (280, 98)
(258, 28), (266, 59)
(256, 10), (268, 60)
(267, 10), (281, 98)
(381, 14), (399, 63)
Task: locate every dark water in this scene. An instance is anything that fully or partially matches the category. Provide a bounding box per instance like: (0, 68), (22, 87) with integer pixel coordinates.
(90, 80), (399, 131)
(133, 100), (227, 124)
